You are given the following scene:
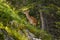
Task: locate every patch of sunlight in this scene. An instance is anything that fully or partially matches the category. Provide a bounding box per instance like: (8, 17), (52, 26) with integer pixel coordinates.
(0, 23), (5, 29)
(5, 26), (28, 40)
(3, 3), (10, 8)
(21, 35), (28, 40)
(0, 0), (6, 3)
(5, 26), (12, 35)
(21, 7), (29, 12)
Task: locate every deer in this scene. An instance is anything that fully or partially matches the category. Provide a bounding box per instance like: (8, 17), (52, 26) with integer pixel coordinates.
(23, 10), (37, 26)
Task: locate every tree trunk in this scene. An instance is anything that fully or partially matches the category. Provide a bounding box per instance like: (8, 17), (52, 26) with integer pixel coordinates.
(39, 11), (45, 30)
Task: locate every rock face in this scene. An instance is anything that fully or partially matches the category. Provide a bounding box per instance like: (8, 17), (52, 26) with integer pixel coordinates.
(25, 29), (41, 40)
(33, 38), (41, 40)
(0, 29), (14, 40)
(0, 29), (41, 40)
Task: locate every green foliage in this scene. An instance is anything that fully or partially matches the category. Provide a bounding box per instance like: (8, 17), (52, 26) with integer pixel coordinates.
(1, 0), (59, 40)
(0, 33), (4, 40)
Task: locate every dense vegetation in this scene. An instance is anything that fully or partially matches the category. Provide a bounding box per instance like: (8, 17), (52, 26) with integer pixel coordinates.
(0, 0), (60, 40)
